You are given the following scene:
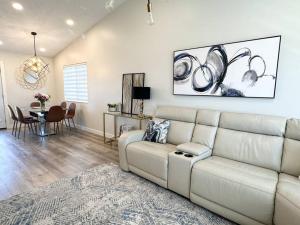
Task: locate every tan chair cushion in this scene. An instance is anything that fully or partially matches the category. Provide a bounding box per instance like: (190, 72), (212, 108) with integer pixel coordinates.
(274, 173), (300, 225)
(192, 124), (217, 148)
(126, 141), (176, 180)
(191, 156), (278, 225)
(166, 120), (194, 145)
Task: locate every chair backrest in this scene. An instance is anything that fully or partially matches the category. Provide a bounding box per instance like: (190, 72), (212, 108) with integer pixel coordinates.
(66, 103), (76, 117)
(60, 101), (67, 109)
(155, 105), (197, 145)
(8, 105), (18, 121)
(30, 102), (41, 107)
(16, 106), (25, 122)
(46, 106), (65, 122)
(192, 109), (220, 149)
(281, 119), (300, 176)
(213, 112), (286, 171)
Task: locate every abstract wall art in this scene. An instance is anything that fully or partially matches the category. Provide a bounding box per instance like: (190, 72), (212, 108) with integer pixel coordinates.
(122, 73), (145, 115)
(173, 36), (281, 98)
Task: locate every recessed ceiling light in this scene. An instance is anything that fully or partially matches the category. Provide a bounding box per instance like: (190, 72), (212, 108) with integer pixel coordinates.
(66, 19), (74, 26)
(12, 2), (23, 11)
(0, 40), (3, 45)
(39, 47), (46, 52)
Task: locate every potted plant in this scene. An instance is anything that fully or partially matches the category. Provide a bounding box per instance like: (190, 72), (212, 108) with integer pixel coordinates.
(107, 103), (120, 112)
(34, 93), (50, 111)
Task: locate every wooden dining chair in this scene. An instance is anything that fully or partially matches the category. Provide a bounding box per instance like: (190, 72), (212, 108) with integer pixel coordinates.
(7, 105), (18, 136)
(60, 101), (67, 110)
(64, 103), (76, 130)
(30, 102), (41, 108)
(45, 106), (65, 134)
(16, 106), (39, 139)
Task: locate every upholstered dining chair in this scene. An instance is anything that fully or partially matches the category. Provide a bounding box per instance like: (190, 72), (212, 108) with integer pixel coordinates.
(16, 106), (38, 139)
(45, 106), (66, 134)
(64, 103), (76, 130)
(7, 105), (18, 136)
(60, 101), (67, 110)
(30, 102), (41, 108)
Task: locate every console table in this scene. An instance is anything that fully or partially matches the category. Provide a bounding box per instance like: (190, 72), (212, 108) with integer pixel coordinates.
(103, 112), (152, 144)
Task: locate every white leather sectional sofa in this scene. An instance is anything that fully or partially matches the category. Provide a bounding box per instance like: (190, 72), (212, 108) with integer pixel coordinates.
(118, 106), (300, 225)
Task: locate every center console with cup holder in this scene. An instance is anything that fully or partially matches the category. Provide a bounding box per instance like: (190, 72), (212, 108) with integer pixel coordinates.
(168, 142), (212, 198)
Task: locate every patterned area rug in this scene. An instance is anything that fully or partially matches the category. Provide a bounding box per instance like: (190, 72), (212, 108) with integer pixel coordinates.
(0, 164), (235, 225)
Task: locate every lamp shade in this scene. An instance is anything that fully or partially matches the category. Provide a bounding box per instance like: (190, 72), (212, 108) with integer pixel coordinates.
(132, 87), (151, 100)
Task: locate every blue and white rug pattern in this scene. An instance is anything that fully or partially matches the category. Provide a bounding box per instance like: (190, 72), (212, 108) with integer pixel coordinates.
(0, 164), (234, 225)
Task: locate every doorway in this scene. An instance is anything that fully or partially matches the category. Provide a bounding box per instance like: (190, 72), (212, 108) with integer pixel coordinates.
(0, 62), (7, 129)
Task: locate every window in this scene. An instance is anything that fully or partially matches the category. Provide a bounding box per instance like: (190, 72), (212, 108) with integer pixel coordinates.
(63, 63), (88, 103)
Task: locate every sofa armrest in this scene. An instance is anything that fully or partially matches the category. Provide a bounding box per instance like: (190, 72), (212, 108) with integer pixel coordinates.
(118, 130), (145, 171)
(176, 142), (212, 160)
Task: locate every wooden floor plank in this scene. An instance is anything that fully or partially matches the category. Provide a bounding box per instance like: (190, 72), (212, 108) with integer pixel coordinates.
(0, 128), (118, 200)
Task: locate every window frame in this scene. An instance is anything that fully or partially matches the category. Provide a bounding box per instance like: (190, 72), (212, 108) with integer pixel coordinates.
(63, 62), (88, 103)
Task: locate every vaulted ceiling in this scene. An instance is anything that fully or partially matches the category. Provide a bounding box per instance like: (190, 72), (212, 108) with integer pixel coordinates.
(0, 0), (125, 57)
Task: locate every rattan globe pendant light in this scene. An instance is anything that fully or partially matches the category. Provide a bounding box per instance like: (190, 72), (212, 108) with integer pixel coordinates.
(18, 32), (49, 90)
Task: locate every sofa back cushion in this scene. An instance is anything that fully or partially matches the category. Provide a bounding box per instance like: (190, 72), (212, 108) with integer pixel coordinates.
(155, 105), (196, 145)
(167, 120), (195, 145)
(213, 112), (286, 171)
(196, 109), (220, 127)
(192, 109), (220, 148)
(281, 119), (300, 176)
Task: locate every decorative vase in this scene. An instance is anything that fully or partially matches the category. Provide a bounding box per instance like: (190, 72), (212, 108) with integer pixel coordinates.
(108, 106), (117, 112)
(41, 101), (46, 111)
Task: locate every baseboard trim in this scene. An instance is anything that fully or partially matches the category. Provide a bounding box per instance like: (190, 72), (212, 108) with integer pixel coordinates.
(5, 122), (115, 138)
(75, 124), (114, 138)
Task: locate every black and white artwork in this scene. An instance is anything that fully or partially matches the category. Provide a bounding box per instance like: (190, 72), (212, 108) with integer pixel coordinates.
(173, 36), (281, 98)
(122, 73), (145, 114)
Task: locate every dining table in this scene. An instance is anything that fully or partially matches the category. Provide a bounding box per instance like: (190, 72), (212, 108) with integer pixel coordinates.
(30, 108), (50, 136)
(28, 105), (68, 137)
(28, 107), (52, 137)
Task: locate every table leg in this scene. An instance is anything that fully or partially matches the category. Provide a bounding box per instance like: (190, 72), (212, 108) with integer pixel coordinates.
(35, 117), (55, 137)
(114, 115), (117, 141)
(103, 113), (106, 143)
(139, 120), (142, 130)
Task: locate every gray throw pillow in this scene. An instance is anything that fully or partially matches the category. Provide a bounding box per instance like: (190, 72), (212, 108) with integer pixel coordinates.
(143, 119), (170, 144)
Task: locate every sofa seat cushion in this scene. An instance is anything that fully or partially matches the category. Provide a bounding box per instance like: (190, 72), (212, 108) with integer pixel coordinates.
(126, 141), (176, 180)
(191, 156), (278, 225)
(274, 173), (300, 225)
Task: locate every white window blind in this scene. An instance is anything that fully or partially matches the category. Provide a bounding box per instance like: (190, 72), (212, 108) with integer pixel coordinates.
(63, 63), (88, 103)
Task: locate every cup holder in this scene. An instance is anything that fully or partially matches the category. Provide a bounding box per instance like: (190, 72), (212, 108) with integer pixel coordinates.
(175, 151), (183, 155)
(184, 153), (193, 158)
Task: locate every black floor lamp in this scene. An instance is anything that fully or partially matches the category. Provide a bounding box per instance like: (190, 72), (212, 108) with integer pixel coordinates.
(132, 87), (151, 117)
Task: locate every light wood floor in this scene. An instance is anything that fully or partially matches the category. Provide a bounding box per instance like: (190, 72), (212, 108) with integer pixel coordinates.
(0, 127), (118, 200)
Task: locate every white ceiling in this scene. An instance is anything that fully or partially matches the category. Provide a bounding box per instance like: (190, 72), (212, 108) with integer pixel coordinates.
(0, 0), (125, 57)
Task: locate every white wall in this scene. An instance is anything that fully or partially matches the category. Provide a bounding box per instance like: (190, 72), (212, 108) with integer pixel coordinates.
(54, 0), (300, 134)
(0, 50), (55, 127)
